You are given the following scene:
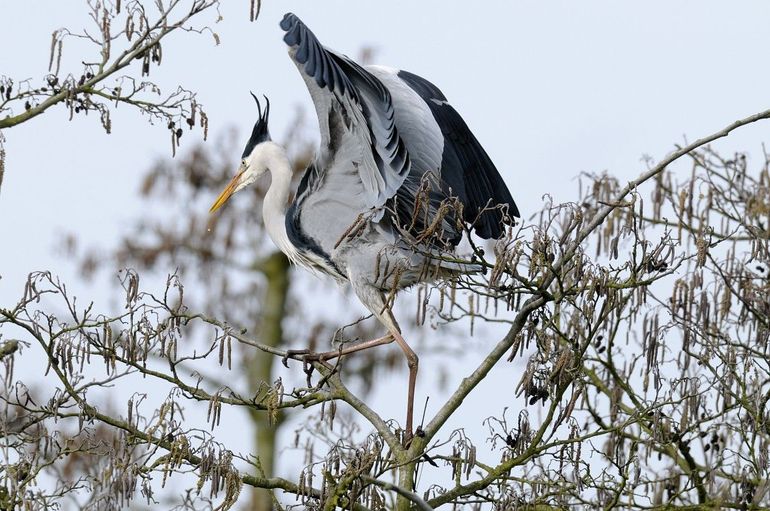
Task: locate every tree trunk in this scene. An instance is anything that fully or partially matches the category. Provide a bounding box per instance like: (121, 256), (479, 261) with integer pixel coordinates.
(247, 251), (291, 511)
(396, 460), (418, 511)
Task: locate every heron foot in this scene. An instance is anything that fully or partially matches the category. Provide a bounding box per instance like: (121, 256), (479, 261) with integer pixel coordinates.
(282, 348), (312, 367)
(282, 334), (395, 367)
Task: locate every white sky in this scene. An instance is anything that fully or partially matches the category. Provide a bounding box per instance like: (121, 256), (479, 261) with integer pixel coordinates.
(3, 0), (770, 505)
(4, 1), (770, 302)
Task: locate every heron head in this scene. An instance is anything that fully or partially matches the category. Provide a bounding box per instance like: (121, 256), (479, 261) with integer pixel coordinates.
(210, 93), (273, 212)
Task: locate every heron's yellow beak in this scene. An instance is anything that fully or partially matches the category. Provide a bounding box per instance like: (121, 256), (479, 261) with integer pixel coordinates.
(209, 170), (244, 213)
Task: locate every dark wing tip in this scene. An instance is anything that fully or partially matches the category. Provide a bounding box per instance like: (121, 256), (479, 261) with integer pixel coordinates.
(509, 199), (521, 219)
(397, 69), (520, 239)
(280, 12), (306, 47)
(280, 12), (298, 30)
(280, 13), (304, 49)
(279, 12), (349, 96)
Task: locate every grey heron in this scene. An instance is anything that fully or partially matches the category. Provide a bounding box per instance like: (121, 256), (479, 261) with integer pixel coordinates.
(210, 13), (519, 439)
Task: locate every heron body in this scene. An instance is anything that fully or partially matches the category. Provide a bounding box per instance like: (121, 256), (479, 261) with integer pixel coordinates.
(211, 13), (519, 438)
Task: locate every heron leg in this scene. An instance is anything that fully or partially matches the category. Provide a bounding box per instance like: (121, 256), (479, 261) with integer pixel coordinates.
(376, 306), (418, 441)
(394, 329), (418, 442)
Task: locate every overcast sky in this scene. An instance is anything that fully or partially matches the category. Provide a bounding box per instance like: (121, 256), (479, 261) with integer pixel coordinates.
(5, 1), (770, 299)
(3, 0), (770, 503)
(4, 1), (770, 303)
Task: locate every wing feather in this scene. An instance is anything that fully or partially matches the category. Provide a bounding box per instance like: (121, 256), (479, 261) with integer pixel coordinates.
(397, 69), (520, 239)
(280, 13), (410, 208)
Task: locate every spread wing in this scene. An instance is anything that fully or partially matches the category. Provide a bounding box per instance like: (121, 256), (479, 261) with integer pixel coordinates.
(396, 70), (520, 239)
(280, 13), (410, 209)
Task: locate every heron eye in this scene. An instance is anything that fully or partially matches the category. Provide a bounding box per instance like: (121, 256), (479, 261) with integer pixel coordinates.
(241, 159), (247, 167)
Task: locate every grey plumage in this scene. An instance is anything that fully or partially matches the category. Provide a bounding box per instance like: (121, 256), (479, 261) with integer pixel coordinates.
(217, 12), (520, 436)
(278, 12), (518, 295)
(397, 70), (520, 239)
(280, 13), (411, 210)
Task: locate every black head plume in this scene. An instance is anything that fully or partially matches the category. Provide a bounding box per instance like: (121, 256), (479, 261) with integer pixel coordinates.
(241, 92), (272, 159)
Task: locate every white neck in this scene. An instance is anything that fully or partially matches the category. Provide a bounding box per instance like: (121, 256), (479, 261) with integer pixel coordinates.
(261, 143), (299, 262)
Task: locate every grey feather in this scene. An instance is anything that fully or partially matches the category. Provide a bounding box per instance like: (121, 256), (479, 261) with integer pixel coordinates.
(280, 13), (410, 208)
(231, 12), (524, 439)
(275, 13), (517, 302)
(396, 69), (520, 239)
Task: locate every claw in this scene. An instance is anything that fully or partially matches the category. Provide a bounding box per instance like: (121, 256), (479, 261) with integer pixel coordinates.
(282, 348), (312, 367)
